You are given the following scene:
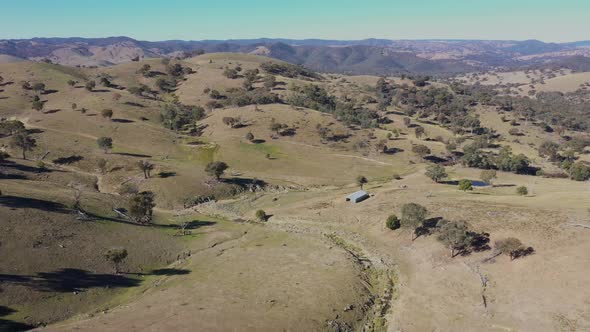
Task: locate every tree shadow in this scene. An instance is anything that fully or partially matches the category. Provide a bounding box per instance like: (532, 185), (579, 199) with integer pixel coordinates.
(149, 268), (191, 276)
(124, 102), (145, 108)
(91, 89), (111, 93)
(113, 152), (152, 158)
(43, 109), (61, 114)
(40, 89), (59, 95)
(158, 171), (176, 178)
(52, 155), (83, 165)
(0, 195), (70, 213)
(423, 155), (448, 163)
(0, 306), (34, 331)
(251, 139), (266, 144)
(111, 118), (135, 123)
(383, 147), (404, 155)
(0, 269), (140, 293)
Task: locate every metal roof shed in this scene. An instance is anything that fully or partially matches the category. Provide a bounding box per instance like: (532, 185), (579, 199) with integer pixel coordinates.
(346, 190), (369, 203)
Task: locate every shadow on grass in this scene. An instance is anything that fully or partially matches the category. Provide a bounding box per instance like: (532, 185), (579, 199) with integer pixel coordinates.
(112, 152), (152, 158)
(0, 306), (34, 331)
(0, 195), (70, 213)
(52, 155), (83, 165)
(158, 171), (177, 178)
(0, 268), (140, 293)
(150, 268), (191, 276)
(111, 118), (135, 123)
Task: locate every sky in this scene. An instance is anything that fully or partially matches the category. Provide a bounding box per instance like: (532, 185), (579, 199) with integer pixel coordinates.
(1, 0), (589, 42)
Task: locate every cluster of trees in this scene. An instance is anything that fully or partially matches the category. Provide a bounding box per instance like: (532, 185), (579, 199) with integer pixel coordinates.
(221, 87), (280, 107)
(462, 145), (532, 175)
(288, 84), (382, 128)
(260, 61), (319, 79)
(160, 103), (206, 131)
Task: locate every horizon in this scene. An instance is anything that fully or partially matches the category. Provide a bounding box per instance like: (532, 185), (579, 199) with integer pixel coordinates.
(2, 36), (589, 44)
(1, 0), (589, 43)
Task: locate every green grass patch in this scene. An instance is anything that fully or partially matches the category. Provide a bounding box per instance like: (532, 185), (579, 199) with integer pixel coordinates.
(238, 141), (284, 158)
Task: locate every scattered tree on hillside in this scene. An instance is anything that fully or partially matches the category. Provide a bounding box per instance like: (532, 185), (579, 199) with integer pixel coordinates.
(0, 120), (25, 136)
(425, 164), (447, 183)
(85, 80), (96, 92)
(129, 191), (156, 224)
(97, 158), (108, 174)
(255, 210), (268, 222)
(205, 161), (229, 180)
(480, 170), (497, 186)
(386, 215), (401, 230)
(71, 103), (77, 111)
(414, 126), (425, 139)
(105, 248), (128, 274)
(67, 79), (77, 87)
(458, 179), (473, 191)
(21, 81), (31, 90)
(403, 117), (411, 127)
(538, 141), (560, 161)
(97, 136), (113, 153)
(412, 144), (431, 158)
(138, 64), (151, 77)
(101, 109), (113, 120)
(10, 130), (37, 160)
(263, 75), (276, 90)
(137, 160), (154, 179)
(516, 186), (528, 196)
(32, 83), (45, 94)
(245, 132), (255, 142)
(356, 175), (368, 190)
(223, 67), (239, 79)
(32, 99), (44, 111)
(400, 203), (428, 240)
(568, 162), (590, 181)
(494, 238), (529, 261)
(437, 220), (471, 257)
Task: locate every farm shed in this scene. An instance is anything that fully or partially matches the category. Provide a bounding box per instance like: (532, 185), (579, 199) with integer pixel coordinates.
(346, 190), (369, 203)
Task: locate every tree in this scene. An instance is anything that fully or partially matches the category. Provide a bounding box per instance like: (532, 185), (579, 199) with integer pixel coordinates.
(568, 162), (590, 181)
(32, 82), (46, 94)
(10, 131), (37, 159)
(494, 238), (523, 260)
(138, 64), (151, 77)
(129, 191), (156, 224)
(205, 161), (228, 180)
(263, 75), (276, 90)
(97, 137), (113, 153)
(386, 215), (401, 230)
(538, 141), (560, 161)
(437, 220), (471, 257)
(105, 248), (128, 274)
(245, 132), (254, 142)
(32, 99), (44, 111)
(516, 186), (528, 196)
(356, 175), (368, 189)
(223, 67), (239, 79)
(458, 179), (473, 191)
(412, 144), (431, 158)
(403, 117), (411, 127)
(425, 164), (447, 183)
(480, 170), (497, 186)
(97, 158), (108, 174)
(414, 126), (426, 139)
(101, 109), (113, 120)
(85, 80), (96, 92)
(400, 203), (428, 238)
(255, 210), (267, 222)
(71, 103), (77, 111)
(67, 79), (77, 87)
(137, 160), (155, 179)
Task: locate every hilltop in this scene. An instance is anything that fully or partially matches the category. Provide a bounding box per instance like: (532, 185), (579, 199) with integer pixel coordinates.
(3, 37), (590, 74)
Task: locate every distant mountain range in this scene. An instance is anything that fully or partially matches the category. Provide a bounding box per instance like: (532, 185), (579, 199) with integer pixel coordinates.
(1, 37), (590, 75)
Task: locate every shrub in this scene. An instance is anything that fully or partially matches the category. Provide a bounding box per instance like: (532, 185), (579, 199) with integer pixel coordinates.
(255, 210), (267, 222)
(412, 144), (431, 158)
(516, 186), (528, 196)
(105, 248), (128, 274)
(568, 163), (590, 181)
(386, 215), (401, 230)
(356, 175), (368, 189)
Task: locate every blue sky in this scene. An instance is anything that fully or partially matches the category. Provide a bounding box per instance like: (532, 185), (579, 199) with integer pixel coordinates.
(1, 0), (588, 42)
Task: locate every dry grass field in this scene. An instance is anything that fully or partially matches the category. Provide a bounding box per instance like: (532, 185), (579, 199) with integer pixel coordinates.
(1, 53), (589, 331)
